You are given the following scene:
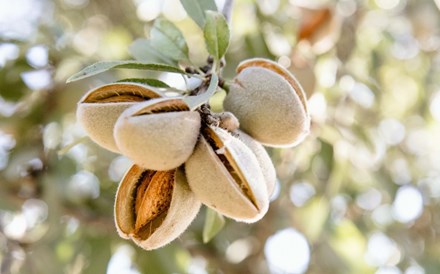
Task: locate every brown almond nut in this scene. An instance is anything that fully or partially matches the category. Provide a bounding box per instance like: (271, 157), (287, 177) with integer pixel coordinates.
(77, 83), (162, 153)
(223, 58), (310, 147)
(113, 98), (201, 171)
(114, 164), (201, 250)
(185, 126), (269, 223)
(233, 130), (276, 197)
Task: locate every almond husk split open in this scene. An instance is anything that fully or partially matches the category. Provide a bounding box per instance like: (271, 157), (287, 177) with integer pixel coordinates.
(114, 164), (201, 250)
(185, 127), (269, 223)
(77, 83), (161, 153)
(114, 98), (201, 171)
(234, 129), (276, 197)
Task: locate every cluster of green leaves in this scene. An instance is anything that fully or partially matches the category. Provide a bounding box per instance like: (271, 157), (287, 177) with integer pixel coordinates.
(67, 0), (229, 112)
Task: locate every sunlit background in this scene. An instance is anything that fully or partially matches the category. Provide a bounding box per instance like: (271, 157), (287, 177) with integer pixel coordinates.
(1, 0), (440, 273)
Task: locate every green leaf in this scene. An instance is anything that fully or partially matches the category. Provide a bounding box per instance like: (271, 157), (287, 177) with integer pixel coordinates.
(183, 73), (218, 110)
(180, 0), (217, 28)
(150, 18), (189, 61)
(129, 39), (176, 65)
(116, 78), (170, 88)
(129, 19), (188, 65)
(296, 197), (329, 241)
(203, 11), (230, 61)
(66, 61), (185, 83)
(319, 138), (334, 179)
(202, 208), (225, 243)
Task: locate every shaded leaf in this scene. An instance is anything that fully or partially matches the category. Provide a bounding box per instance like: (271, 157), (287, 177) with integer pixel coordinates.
(67, 61), (185, 83)
(202, 208), (225, 243)
(180, 0), (217, 28)
(352, 123), (375, 151)
(204, 11), (230, 61)
(136, 242), (191, 274)
(329, 220), (372, 273)
(183, 73), (218, 110)
(116, 78), (170, 88)
(245, 30), (273, 58)
(296, 197), (329, 241)
(319, 138), (334, 180)
(129, 39), (176, 65)
(150, 18), (189, 61)
(82, 236), (113, 274)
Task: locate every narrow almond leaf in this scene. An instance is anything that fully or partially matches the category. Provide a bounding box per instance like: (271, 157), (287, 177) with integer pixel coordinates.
(319, 139), (334, 178)
(129, 39), (176, 66)
(116, 78), (170, 88)
(183, 73), (218, 110)
(150, 18), (189, 61)
(180, 0), (217, 28)
(203, 11), (230, 61)
(66, 61), (185, 83)
(202, 208), (225, 243)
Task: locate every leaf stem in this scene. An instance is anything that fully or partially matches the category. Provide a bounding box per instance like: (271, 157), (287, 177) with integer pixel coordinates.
(212, 59), (220, 75)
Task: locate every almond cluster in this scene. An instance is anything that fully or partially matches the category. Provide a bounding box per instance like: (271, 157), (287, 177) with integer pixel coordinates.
(77, 58), (310, 250)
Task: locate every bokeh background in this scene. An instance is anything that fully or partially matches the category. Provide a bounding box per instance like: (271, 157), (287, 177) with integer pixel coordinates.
(1, 0), (440, 273)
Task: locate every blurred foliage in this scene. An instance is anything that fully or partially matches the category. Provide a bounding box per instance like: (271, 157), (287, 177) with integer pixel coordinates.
(1, 0), (440, 273)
